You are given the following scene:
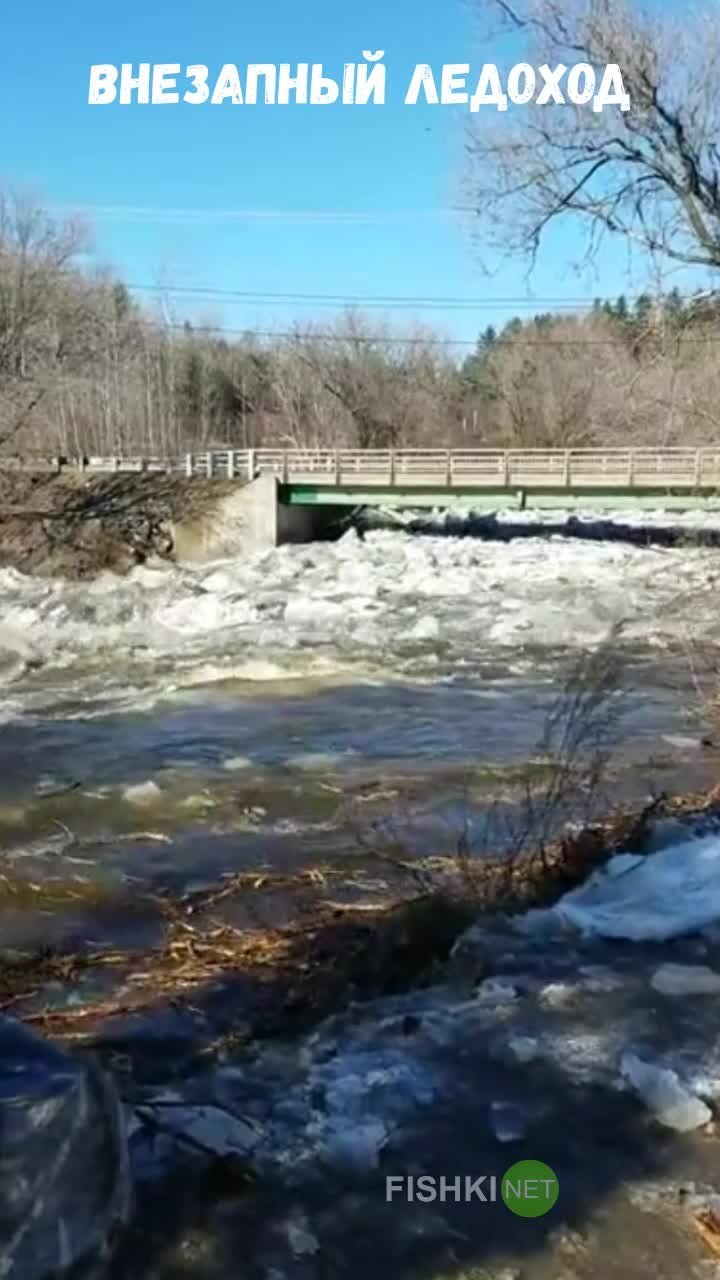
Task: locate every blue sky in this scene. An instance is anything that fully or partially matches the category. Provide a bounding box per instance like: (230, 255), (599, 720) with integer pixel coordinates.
(1, 0), (707, 345)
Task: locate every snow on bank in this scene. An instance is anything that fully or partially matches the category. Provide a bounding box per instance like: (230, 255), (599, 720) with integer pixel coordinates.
(0, 527), (717, 710)
(544, 834), (720, 942)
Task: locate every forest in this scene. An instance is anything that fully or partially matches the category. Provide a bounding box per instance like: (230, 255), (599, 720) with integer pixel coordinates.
(2, 192), (720, 457)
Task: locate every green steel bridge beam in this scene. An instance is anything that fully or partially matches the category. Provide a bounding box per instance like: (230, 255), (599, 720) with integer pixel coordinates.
(280, 484), (720, 511)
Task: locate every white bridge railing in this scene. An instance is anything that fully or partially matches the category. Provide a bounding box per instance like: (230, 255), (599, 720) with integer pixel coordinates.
(3, 448), (720, 489)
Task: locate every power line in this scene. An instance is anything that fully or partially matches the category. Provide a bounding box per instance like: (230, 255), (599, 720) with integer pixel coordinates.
(165, 322), (720, 348)
(66, 204), (464, 225)
(130, 281), (716, 307)
(129, 283), (596, 312)
(169, 323), (477, 345)
(127, 280), (720, 311)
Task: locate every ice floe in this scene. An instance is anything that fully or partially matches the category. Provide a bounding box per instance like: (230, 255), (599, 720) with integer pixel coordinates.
(550, 835), (720, 942)
(0, 526), (718, 711)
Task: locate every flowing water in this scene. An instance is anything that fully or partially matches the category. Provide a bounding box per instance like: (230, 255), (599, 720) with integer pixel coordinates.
(7, 519), (720, 1280)
(1, 522), (720, 949)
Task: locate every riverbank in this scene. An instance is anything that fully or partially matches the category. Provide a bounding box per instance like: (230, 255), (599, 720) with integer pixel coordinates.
(3, 748), (720, 1280)
(9, 784), (720, 1280)
(0, 784), (711, 1060)
(0, 472), (239, 578)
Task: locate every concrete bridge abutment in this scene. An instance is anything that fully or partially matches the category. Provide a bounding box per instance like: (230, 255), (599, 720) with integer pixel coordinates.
(170, 474), (334, 563)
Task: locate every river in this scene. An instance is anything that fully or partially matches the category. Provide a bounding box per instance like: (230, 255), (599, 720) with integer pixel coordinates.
(1, 519), (719, 952)
(7, 518), (720, 1280)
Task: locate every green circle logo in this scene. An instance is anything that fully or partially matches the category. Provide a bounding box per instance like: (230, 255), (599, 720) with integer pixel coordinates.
(501, 1160), (559, 1217)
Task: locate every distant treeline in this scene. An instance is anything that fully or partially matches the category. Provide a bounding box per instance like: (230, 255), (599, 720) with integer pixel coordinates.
(2, 191), (719, 456)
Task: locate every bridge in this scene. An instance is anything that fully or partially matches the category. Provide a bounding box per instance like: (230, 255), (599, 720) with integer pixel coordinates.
(6, 447), (720, 511)
(247, 447), (720, 509)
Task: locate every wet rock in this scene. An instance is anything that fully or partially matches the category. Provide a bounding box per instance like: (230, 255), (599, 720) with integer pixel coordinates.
(650, 963), (720, 996)
(620, 1052), (712, 1132)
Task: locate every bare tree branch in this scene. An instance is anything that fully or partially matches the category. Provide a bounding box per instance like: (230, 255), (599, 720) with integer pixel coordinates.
(465, 0), (720, 272)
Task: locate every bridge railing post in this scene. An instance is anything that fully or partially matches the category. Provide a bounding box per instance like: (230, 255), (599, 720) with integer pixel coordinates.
(11, 446), (715, 495)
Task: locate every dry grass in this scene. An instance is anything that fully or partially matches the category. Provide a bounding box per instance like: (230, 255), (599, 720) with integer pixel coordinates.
(3, 781), (712, 1050)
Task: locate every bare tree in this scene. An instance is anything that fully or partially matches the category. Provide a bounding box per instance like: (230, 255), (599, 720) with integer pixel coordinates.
(465, 0), (720, 272)
(0, 189), (88, 445)
(476, 313), (633, 445)
(8, 180), (720, 457)
(283, 314), (463, 450)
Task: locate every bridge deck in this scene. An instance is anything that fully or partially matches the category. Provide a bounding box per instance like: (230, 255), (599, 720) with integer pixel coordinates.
(3, 447), (720, 491)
